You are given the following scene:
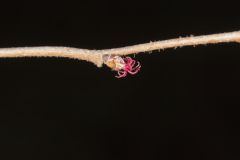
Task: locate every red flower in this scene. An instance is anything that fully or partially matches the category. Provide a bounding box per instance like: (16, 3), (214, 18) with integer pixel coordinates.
(115, 57), (141, 78)
(104, 55), (141, 78)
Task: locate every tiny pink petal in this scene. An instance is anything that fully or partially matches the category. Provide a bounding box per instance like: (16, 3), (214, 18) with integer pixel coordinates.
(115, 57), (141, 78)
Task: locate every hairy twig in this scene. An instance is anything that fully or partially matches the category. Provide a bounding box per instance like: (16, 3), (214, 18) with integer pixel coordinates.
(0, 31), (240, 69)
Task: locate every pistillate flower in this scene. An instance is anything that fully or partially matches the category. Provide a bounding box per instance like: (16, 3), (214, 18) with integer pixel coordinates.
(104, 55), (141, 78)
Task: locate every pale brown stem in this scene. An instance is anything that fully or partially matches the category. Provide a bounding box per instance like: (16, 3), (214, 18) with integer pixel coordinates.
(0, 31), (240, 67)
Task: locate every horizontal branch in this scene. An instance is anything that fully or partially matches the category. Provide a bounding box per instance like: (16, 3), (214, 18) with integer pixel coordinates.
(0, 47), (103, 67)
(0, 30), (240, 67)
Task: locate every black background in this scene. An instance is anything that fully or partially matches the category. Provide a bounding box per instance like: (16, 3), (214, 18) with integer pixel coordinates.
(0, 0), (240, 160)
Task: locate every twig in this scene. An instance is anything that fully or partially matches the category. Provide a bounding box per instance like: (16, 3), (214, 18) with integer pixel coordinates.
(0, 30), (240, 68)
